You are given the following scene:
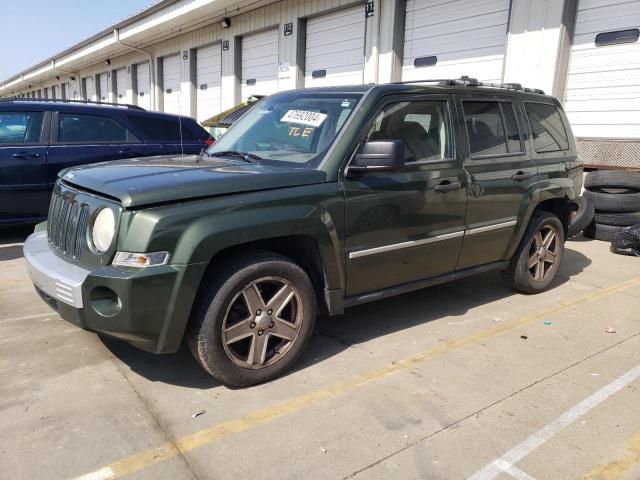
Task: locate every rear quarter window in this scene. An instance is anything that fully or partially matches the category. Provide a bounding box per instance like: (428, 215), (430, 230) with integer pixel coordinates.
(127, 115), (198, 141)
(524, 103), (569, 153)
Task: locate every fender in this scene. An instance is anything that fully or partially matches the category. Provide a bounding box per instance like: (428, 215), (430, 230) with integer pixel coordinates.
(118, 182), (346, 350)
(505, 177), (578, 259)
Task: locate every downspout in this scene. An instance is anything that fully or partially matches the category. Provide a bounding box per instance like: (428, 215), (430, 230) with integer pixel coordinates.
(50, 60), (82, 99)
(113, 28), (156, 109)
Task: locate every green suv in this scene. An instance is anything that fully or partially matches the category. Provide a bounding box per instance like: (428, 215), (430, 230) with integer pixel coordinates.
(24, 78), (583, 387)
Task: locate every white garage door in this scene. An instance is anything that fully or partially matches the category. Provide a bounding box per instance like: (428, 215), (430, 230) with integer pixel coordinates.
(115, 68), (127, 104)
(136, 62), (151, 110)
(98, 73), (108, 102)
(163, 54), (181, 114)
(402, 0), (510, 83)
(304, 5), (365, 88)
(564, 0), (640, 140)
(84, 77), (95, 101)
(241, 29), (279, 100)
(196, 44), (222, 121)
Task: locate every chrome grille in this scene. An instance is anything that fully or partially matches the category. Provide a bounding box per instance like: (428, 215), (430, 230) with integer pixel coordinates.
(47, 190), (90, 258)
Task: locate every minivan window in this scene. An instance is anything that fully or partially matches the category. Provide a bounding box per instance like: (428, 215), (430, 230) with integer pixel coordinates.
(463, 101), (523, 157)
(367, 100), (453, 162)
(0, 111), (44, 144)
(127, 115), (198, 141)
(58, 114), (139, 143)
(525, 103), (569, 153)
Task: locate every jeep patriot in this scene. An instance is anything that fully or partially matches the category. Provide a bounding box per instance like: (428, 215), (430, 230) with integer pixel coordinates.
(24, 78), (583, 386)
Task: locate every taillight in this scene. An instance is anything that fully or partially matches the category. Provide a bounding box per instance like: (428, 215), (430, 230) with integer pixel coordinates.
(205, 137), (215, 147)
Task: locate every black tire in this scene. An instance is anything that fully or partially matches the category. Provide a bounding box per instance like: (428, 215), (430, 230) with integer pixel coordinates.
(583, 222), (626, 242)
(187, 251), (316, 387)
(589, 187), (637, 195)
(582, 190), (640, 212)
(567, 196), (595, 238)
(594, 211), (640, 227)
(502, 211), (565, 294)
(584, 170), (640, 191)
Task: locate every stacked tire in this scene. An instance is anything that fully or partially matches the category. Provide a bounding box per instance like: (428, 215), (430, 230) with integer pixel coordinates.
(583, 171), (640, 242)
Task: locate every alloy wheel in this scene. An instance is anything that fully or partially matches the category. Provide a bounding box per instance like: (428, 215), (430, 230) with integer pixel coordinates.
(221, 276), (303, 369)
(527, 224), (559, 282)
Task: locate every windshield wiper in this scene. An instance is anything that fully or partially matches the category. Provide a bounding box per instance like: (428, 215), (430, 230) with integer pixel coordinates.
(207, 151), (263, 163)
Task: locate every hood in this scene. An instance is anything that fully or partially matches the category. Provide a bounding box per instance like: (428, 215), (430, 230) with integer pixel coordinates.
(60, 155), (327, 208)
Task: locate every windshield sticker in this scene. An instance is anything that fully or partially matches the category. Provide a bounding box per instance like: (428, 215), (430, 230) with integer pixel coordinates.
(281, 110), (327, 127)
(288, 127), (314, 137)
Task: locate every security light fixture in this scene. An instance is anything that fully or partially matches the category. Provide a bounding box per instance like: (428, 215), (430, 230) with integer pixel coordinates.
(221, 17), (231, 28)
(105, 59), (111, 66)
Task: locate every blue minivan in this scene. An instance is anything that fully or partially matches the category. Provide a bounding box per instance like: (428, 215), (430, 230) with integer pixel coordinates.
(0, 99), (212, 224)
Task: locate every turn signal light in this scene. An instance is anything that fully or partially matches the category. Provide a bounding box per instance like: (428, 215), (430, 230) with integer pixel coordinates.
(112, 251), (169, 268)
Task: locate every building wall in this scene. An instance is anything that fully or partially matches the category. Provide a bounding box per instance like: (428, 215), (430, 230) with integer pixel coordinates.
(4, 0), (638, 170)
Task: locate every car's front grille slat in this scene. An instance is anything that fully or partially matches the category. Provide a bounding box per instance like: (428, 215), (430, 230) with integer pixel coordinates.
(47, 189), (92, 259)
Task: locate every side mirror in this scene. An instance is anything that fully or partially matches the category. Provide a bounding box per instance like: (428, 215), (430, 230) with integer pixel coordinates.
(347, 140), (405, 176)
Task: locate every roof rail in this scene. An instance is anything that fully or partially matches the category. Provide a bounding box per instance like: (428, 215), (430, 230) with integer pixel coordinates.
(391, 76), (545, 94)
(0, 97), (146, 110)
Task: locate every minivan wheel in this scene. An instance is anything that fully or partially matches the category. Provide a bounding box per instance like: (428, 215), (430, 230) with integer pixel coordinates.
(188, 252), (316, 387)
(502, 212), (565, 293)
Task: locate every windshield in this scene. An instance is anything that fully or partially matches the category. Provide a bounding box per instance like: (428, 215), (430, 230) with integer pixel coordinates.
(206, 92), (362, 168)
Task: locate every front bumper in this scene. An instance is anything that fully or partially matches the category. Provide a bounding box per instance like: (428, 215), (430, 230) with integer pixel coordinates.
(24, 232), (207, 353)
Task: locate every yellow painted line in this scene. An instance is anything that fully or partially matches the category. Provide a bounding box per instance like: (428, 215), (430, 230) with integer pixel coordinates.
(71, 276), (640, 480)
(579, 431), (640, 480)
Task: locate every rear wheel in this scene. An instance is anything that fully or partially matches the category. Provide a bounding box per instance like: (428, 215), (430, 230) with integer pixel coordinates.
(503, 212), (565, 293)
(188, 252), (316, 387)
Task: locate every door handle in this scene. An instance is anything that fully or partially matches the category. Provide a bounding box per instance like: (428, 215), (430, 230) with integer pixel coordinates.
(434, 181), (462, 193)
(12, 152), (40, 159)
(511, 171), (534, 181)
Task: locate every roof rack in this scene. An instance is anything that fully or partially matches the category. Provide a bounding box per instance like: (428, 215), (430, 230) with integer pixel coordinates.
(0, 97), (146, 110)
(392, 76), (545, 94)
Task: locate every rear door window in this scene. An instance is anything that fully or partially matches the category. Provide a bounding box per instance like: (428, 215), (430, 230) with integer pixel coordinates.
(127, 115), (197, 141)
(524, 103), (569, 153)
(462, 101), (523, 157)
(0, 111), (44, 144)
(58, 114), (139, 143)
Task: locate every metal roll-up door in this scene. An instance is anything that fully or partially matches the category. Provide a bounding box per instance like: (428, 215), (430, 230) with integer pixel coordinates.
(402, 0), (510, 83)
(196, 43), (222, 121)
(241, 28), (279, 100)
(82, 77), (97, 101)
(304, 5), (365, 87)
(162, 54), (181, 114)
(564, 0), (640, 167)
(98, 73), (108, 102)
(136, 63), (151, 110)
(115, 68), (127, 103)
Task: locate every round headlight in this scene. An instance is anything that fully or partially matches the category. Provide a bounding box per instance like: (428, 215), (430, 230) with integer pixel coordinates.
(91, 208), (115, 253)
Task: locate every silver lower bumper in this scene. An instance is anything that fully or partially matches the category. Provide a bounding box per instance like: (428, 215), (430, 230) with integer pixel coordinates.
(24, 232), (90, 308)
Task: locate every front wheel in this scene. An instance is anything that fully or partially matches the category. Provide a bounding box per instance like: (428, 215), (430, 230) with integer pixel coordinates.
(188, 252), (316, 387)
(502, 212), (565, 293)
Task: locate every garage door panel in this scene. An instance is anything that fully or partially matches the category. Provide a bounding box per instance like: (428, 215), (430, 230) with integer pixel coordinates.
(406, 0), (508, 27)
(564, 98), (640, 112)
(405, 26), (508, 58)
(242, 29), (278, 99)
(98, 73), (108, 102)
(565, 124), (640, 138)
(115, 69), (126, 103)
(304, 5), (365, 88)
(136, 63), (151, 110)
(402, 0), (509, 83)
(163, 55), (181, 115)
(564, 0), (640, 139)
(196, 44), (222, 121)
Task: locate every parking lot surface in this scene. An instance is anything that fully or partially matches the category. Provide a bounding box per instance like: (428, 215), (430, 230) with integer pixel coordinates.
(1, 229), (639, 480)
